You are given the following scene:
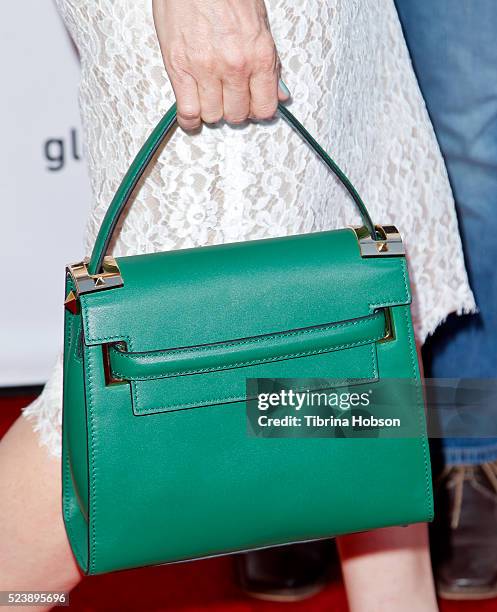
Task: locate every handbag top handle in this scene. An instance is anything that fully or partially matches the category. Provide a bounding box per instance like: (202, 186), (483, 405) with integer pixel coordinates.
(88, 103), (377, 275)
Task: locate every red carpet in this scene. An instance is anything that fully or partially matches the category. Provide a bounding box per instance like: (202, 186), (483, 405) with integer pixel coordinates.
(1, 393), (497, 611)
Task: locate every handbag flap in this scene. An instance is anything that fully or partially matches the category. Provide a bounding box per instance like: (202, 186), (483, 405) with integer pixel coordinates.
(77, 228), (411, 414)
(79, 228), (410, 350)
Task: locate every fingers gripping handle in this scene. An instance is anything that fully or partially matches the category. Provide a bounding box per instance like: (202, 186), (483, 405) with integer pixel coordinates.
(88, 103), (377, 275)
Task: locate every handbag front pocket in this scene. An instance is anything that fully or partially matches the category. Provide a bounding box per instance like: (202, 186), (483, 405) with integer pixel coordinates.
(106, 310), (386, 415)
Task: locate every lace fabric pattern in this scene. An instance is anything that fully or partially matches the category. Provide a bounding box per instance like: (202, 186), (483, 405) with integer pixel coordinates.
(24, 0), (476, 456)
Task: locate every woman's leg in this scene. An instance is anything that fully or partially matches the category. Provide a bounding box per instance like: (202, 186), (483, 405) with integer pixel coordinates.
(337, 524), (438, 612)
(0, 415), (81, 612)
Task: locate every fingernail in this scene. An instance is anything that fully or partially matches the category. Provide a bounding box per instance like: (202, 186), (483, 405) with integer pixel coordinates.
(278, 78), (291, 98)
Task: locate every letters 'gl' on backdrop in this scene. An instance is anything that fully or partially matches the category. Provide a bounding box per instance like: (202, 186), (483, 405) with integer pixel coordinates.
(0, 3), (90, 385)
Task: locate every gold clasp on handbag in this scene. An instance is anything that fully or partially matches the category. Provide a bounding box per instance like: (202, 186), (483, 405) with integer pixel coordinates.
(352, 225), (405, 258)
(65, 257), (123, 313)
(66, 256), (123, 298)
(378, 307), (395, 343)
(102, 342), (127, 385)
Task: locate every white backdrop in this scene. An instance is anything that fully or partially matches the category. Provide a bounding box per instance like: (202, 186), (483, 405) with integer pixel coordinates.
(0, 2), (90, 386)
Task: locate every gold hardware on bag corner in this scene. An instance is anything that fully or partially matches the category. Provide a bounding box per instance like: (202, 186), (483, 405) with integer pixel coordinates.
(66, 256), (123, 298)
(352, 225), (405, 258)
(64, 290), (79, 314)
(102, 343), (127, 386)
(378, 307), (395, 343)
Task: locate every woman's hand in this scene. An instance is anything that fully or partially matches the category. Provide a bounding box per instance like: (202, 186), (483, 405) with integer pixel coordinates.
(152, 0), (290, 131)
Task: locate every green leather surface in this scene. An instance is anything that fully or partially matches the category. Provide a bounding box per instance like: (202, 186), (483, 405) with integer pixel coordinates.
(81, 229), (410, 349)
(108, 310), (386, 382)
(109, 310), (385, 414)
(129, 343), (378, 416)
(62, 276), (89, 571)
(62, 226), (433, 575)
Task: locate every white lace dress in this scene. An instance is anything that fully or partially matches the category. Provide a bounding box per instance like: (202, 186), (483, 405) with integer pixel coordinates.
(24, 0), (476, 456)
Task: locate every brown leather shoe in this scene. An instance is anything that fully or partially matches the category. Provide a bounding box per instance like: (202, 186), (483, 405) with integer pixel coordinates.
(432, 462), (497, 600)
(235, 540), (335, 602)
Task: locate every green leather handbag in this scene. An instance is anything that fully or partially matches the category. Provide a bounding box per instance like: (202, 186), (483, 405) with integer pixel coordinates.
(62, 103), (433, 575)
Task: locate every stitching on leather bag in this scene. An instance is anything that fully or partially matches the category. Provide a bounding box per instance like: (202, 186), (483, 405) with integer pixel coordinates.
(132, 344), (377, 413)
(65, 277), (84, 366)
(401, 258), (410, 300)
(403, 306), (434, 521)
(367, 259), (410, 312)
(66, 310), (73, 356)
(84, 344), (98, 574)
(370, 343), (378, 379)
(65, 276), (75, 354)
(62, 289), (86, 569)
(85, 330), (133, 573)
(63, 453), (86, 568)
(113, 315), (382, 363)
(81, 259), (410, 345)
(82, 302), (125, 345)
(82, 298), (134, 345)
(134, 381), (377, 415)
(116, 333), (384, 381)
(368, 262), (432, 521)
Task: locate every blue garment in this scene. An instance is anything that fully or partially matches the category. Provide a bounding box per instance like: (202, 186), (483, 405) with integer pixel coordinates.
(395, 0), (497, 464)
